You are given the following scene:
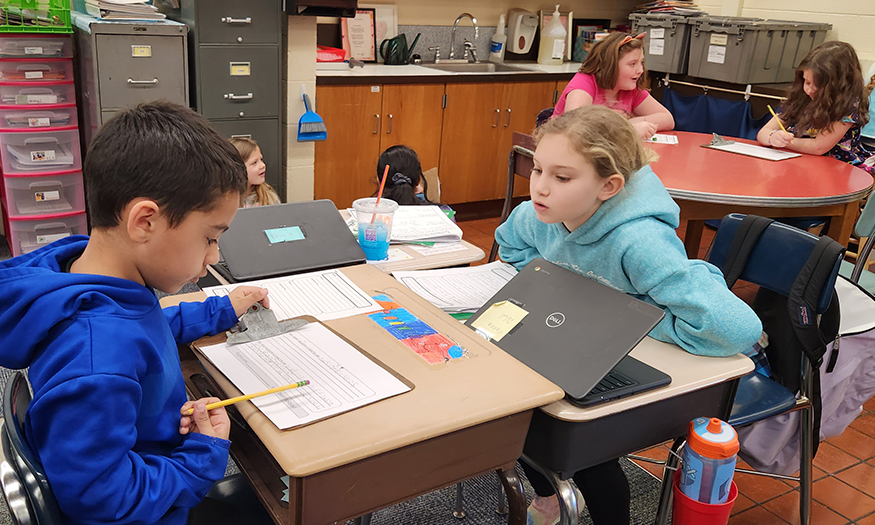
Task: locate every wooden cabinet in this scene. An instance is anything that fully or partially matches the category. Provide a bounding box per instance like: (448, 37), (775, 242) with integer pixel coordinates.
(315, 84), (444, 209)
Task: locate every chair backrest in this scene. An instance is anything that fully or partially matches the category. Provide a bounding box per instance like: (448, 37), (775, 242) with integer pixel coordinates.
(1, 372), (63, 525)
(535, 107), (554, 127)
(850, 196), (875, 283)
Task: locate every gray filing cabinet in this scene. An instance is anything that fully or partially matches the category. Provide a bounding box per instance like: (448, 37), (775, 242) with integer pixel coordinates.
(72, 13), (189, 149)
(161, 0), (285, 199)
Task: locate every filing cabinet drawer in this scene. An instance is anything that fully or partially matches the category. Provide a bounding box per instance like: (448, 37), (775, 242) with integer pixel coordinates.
(198, 46), (279, 119)
(209, 118), (281, 192)
(95, 34), (187, 109)
(8, 211), (87, 257)
(196, 0), (279, 45)
(3, 171), (85, 218)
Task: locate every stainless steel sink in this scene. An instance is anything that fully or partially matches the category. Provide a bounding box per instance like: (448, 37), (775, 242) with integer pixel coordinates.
(420, 62), (535, 73)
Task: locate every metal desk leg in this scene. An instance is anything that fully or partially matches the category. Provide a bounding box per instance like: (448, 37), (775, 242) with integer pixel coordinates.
(520, 455), (579, 525)
(354, 513), (372, 525)
(453, 482), (466, 518)
(654, 437), (684, 525)
(498, 464), (527, 525)
(496, 478), (508, 515)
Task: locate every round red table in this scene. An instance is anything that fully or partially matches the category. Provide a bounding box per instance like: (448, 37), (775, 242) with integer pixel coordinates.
(648, 131), (874, 257)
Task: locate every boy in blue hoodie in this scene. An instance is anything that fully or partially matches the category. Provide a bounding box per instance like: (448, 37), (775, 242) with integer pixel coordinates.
(495, 105), (762, 525)
(0, 102), (272, 525)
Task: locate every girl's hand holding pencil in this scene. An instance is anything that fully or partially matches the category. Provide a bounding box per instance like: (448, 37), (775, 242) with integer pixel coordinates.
(767, 105), (795, 148)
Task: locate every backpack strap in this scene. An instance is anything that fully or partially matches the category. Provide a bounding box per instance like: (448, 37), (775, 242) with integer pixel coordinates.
(721, 215), (774, 289)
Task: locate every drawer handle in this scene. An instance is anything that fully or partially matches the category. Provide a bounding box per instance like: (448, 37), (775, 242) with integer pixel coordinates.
(221, 17), (252, 24)
(505, 108), (511, 128)
(224, 93), (254, 101)
(127, 78), (159, 85)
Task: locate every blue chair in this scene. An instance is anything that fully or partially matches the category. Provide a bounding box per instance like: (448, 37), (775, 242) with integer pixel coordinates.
(839, 196), (875, 293)
(652, 214), (843, 525)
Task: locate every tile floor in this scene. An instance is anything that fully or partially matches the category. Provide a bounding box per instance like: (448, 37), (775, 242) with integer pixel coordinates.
(458, 215), (875, 524)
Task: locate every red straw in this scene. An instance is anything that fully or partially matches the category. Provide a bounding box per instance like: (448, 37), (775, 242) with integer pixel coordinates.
(370, 164), (390, 227)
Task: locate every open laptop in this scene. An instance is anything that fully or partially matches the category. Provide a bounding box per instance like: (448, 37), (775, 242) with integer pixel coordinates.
(466, 258), (671, 407)
(213, 200), (366, 283)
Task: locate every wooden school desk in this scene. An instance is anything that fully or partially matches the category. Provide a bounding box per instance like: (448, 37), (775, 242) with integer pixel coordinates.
(337, 209), (485, 272)
(161, 264), (564, 525)
(521, 337), (753, 525)
(647, 131), (874, 258)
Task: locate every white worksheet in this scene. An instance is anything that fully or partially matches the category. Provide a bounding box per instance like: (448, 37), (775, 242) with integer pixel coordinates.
(200, 323), (410, 430)
(348, 206), (463, 243)
(393, 261), (518, 313)
(709, 142), (802, 161)
(202, 268), (381, 321)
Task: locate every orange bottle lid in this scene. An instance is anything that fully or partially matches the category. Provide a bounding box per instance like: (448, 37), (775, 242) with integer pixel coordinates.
(687, 417), (739, 459)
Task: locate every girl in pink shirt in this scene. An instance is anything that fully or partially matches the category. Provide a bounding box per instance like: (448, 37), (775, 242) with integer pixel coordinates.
(554, 32), (674, 140)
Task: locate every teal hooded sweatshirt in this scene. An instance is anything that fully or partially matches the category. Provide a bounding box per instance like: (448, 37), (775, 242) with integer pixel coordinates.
(495, 166), (762, 357)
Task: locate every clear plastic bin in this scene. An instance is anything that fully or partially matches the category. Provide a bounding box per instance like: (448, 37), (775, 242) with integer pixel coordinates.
(0, 104), (76, 129)
(0, 128), (81, 174)
(0, 58), (72, 82)
(8, 211), (86, 257)
(2, 171), (84, 218)
(0, 82), (75, 105)
(630, 13), (694, 75)
(0, 35), (71, 58)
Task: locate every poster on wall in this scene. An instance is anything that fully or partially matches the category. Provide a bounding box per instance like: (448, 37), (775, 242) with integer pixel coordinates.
(341, 8), (377, 62)
(359, 3), (398, 63)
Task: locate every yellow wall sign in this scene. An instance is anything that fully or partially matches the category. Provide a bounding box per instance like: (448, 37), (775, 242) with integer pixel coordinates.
(230, 62), (251, 76)
(131, 45), (152, 58)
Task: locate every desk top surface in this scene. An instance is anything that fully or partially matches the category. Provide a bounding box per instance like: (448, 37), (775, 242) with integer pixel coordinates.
(648, 131), (873, 207)
(163, 264), (564, 477)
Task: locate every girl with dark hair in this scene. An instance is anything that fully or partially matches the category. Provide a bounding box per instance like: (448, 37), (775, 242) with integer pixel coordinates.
(757, 41), (873, 173)
(372, 145), (456, 219)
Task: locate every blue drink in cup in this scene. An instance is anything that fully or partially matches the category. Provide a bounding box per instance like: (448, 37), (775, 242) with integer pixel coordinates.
(352, 197), (398, 261)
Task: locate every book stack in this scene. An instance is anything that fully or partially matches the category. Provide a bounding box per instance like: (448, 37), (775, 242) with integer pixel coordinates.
(633, 1), (705, 16)
(84, 0), (166, 20)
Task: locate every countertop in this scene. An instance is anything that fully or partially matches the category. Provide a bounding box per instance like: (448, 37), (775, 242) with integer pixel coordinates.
(316, 61), (581, 85)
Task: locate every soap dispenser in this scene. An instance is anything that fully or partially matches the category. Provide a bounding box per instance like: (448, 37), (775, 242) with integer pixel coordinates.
(490, 14), (507, 63)
(537, 4), (566, 66)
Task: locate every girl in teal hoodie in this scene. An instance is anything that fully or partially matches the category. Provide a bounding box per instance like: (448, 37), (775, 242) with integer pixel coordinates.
(495, 105), (762, 525)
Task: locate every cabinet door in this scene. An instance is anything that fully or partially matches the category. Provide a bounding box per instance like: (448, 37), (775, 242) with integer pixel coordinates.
(314, 85), (383, 209)
(438, 83), (505, 204)
(95, 34), (187, 109)
(380, 84), (444, 177)
(500, 81), (556, 199)
(198, 46), (279, 119)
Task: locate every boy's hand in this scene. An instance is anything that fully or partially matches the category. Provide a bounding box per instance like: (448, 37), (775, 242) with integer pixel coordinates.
(179, 398), (231, 440)
(633, 121), (659, 141)
(228, 286), (270, 317)
(769, 130), (794, 148)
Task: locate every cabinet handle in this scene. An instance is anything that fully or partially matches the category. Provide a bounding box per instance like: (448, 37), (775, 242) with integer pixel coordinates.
(373, 114), (380, 134)
(386, 114), (393, 134)
(221, 17), (252, 24)
(127, 78), (159, 85)
(553, 90), (559, 105)
(492, 108), (500, 128)
(224, 92), (253, 100)
(505, 108), (511, 128)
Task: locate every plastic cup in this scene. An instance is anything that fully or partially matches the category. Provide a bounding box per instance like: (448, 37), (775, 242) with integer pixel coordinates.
(673, 470), (738, 525)
(352, 197), (398, 261)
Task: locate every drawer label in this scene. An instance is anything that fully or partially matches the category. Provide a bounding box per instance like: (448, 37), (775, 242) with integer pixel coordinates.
(28, 117), (50, 127)
(649, 38), (665, 56)
(710, 34), (728, 46)
(24, 71), (44, 79)
(230, 62), (251, 76)
(30, 149), (56, 162)
(36, 232), (70, 244)
(24, 46), (44, 55)
(35, 190), (60, 202)
(650, 28), (665, 39)
(708, 45), (726, 64)
(131, 45), (152, 58)
(16, 94), (58, 104)
(371, 86), (380, 93)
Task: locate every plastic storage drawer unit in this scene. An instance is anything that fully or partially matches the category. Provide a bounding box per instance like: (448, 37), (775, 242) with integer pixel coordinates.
(7, 211), (86, 257)
(2, 171), (85, 218)
(0, 128), (81, 174)
(0, 35), (72, 58)
(630, 13), (694, 74)
(0, 82), (76, 105)
(0, 57), (73, 82)
(0, 104), (77, 129)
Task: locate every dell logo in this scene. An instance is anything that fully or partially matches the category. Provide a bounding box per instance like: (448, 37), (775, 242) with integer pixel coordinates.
(546, 312), (565, 328)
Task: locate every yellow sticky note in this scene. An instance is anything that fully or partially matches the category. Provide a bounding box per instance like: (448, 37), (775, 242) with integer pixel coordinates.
(470, 301), (528, 342)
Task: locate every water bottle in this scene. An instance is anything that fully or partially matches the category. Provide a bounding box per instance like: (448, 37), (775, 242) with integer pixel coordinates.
(680, 417), (739, 504)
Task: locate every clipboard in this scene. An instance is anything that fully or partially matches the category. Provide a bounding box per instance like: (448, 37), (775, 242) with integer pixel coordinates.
(701, 133), (801, 162)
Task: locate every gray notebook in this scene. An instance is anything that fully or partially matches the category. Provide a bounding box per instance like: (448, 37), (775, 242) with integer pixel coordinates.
(214, 200), (365, 282)
(466, 258), (671, 407)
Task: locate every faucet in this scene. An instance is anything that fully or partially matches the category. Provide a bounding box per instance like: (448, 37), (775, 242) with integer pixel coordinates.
(449, 13), (479, 61)
(463, 41), (478, 63)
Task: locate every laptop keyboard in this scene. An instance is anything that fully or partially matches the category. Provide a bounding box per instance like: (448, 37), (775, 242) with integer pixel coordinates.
(589, 370), (637, 395)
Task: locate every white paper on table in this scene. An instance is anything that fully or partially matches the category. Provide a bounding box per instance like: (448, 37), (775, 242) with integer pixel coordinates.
(708, 142), (802, 161)
(202, 268), (381, 321)
(199, 323), (410, 430)
(393, 261), (518, 313)
(348, 206), (462, 243)
(648, 134), (678, 144)
(407, 242), (469, 256)
(366, 247), (414, 264)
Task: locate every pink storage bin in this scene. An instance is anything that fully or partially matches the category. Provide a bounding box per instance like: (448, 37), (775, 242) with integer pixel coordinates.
(0, 82), (76, 105)
(0, 128), (81, 174)
(7, 211), (86, 257)
(0, 35), (72, 58)
(0, 58), (73, 82)
(2, 171), (84, 218)
(0, 104), (77, 129)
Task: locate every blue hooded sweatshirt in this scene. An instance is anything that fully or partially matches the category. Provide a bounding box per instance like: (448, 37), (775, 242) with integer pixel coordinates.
(0, 236), (239, 525)
(495, 166), (762, 357)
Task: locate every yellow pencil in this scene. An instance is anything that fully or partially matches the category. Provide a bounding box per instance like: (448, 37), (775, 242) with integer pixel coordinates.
(184, 380), (310, 415)
(767, 105), (787, 132)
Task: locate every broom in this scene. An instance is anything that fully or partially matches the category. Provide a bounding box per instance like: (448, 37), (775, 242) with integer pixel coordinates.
(298, 84), (327, 142)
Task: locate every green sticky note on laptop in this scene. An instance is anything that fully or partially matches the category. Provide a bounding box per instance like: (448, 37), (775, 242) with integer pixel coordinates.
(264, 226), (305, 244)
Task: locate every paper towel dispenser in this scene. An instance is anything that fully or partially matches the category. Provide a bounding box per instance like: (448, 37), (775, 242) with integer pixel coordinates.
(507, 9), (538, 54)
(285, 0), (358, 17)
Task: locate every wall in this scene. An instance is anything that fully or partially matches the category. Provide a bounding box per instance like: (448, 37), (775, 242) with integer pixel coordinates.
(389, 0), (640, 27)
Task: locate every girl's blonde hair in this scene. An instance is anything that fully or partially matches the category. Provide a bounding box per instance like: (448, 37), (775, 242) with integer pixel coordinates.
(229, 137), (278, 206)
(535, 105), (656, 181)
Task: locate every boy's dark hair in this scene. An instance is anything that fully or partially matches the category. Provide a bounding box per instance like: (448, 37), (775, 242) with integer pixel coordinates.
(84, 101), (248, 229)
(374, 145), (431, 206)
